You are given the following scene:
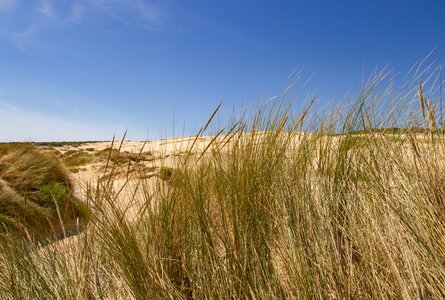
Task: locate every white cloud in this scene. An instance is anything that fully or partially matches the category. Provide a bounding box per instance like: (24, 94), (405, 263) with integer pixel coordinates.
(0, 0), (16, 13)
(0, 101), (127, 142)
(0, 1), (56, 52)
(0, 0), (165, 51)
(37, 0), (55, 18)
(68, 3), (86, 23)
(136, 1), (162, 24)
(88, 0), (163, 26)
(9, 24), (41, 52)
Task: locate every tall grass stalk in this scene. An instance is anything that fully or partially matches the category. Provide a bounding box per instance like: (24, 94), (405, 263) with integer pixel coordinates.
(1, 67), (445, 299)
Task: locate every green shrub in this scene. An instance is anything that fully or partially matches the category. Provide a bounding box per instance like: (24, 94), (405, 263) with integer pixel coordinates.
(158, 166), (174, 181)
(96, 147), (130, 165)
(62, 149), (78, 156)
(96, 147), (119, 157)
(0, 145), (90, 243)
(39, 182), (68, 206)
(62, 151), (94, 167)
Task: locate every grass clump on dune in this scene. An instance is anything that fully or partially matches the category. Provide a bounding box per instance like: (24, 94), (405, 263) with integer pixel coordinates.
(0, 66), (445, 299)
(96, 147), (153, 165)
(62, 150), (95, 168)
(0, 144), (90, 244)
(92, 71), (445, 299)
(158, 166), (175, 181)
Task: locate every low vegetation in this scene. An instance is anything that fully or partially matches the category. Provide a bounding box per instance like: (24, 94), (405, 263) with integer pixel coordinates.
(0, 145), (90, 244)
(60, 147), (154, 171)
(0, 68), (445, 299)
(158, 166), (175, 181)
(62, 150), (95, 168)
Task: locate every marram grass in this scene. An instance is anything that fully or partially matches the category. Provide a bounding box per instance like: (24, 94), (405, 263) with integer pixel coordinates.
(1, 68), (445, 299)
(0, 144), (90, 244)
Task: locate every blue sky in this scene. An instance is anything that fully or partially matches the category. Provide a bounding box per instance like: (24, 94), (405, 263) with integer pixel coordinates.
(0, 0), (444, 141)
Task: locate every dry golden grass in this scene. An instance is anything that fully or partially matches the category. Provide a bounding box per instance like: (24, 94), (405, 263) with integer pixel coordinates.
(0, 144), (90, 244)
(0, 69), (445, 299)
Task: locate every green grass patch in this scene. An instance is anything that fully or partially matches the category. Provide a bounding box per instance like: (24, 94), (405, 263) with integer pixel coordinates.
(0, 145), (90, 243)
(158, 166), (174, 181)
(62, 151), (95, 167)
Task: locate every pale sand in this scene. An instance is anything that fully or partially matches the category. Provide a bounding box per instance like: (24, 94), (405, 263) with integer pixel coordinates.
(46, 132), (305, 220)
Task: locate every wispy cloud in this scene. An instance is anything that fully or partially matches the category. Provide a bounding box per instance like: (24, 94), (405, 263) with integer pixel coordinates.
(89, 0), (163, 26)
(0, 0), (166, 51)
(0, 0), (16, 13)
(37, 0), (55, 18)
(0, 101), (129, 142)
(68, 3), (86, 24)
(0, 1), (57, 51)
(9, 24), (42, 52)
(131, 0), (163, 25)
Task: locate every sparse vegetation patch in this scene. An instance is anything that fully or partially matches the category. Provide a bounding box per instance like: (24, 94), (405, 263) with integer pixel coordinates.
(0, 145), (90, 244)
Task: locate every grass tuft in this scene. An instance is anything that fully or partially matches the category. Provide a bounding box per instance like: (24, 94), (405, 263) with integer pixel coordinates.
(0, 144), (90, 244)
(0, 66), (445, 298)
